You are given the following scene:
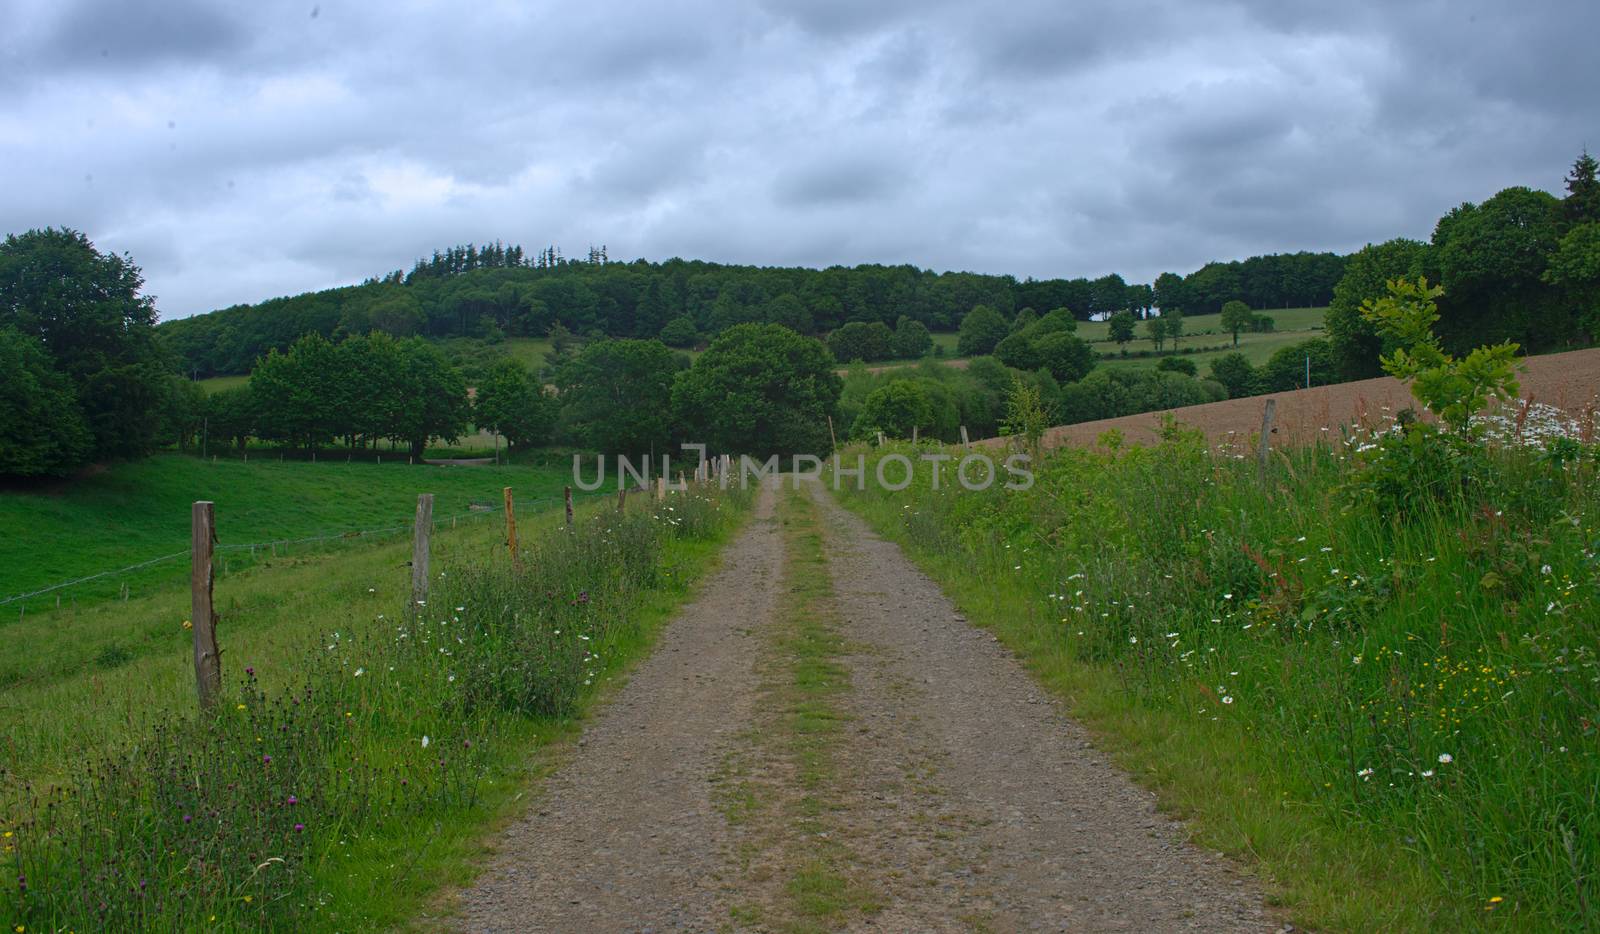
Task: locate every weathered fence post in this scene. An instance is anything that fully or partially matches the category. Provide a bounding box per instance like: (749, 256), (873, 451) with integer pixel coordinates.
(503, 486), (520, 568)
(616, 487), (627, 511)
(877, 431), (885, 446)
(827, 415), (837, 450)
(411, 493), (433, 606)
(960, 426), (970, 449)
(1257, 398), (1277, 482)
(656, 476), (665, 501)
(191, 501), (221, 709)
(564, 486), (574, 527)
(911, 425), (919, 444)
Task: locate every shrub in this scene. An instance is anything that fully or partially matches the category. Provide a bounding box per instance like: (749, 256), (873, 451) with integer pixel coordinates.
(826, 321), (895, 363)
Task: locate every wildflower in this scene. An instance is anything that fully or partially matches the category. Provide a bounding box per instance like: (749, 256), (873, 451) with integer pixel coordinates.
(1421, 770), (1434, 778)
(1223, 592), (1233, 600)
(182, 619), (192, 630)
(287, 795), (298, 806)
(294, 823), (304, 833)
(1129, 635), (1138, 644)
(245, 666), (255, 677)
(421, 735), (430, 749)
(262, 755), (272, 765)
(1438, 753), (1453, 764)
(183, 814), (192, 823)
(1357, 767), (1374, 779)
(1540, 565), (1552, 576)
(1352, 655), (1362, 665)
(1222, 696), (1234, 705)
(236, 704), (247, 711)
(353, 667), (364, 677)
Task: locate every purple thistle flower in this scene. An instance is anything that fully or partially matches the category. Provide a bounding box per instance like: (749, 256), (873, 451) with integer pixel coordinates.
(294, 823), (304, 833)
(287, 795), (298, 806)
(262, 755), (272, 765)
(183, 814), (192, 823)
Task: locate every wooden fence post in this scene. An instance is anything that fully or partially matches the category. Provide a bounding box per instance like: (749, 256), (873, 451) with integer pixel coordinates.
(1257, 399), (1277, 482)
(503, 487), (520, 568)
(877, 431), (885, 446)
(616, 487), (627, 511)
(411, 493), (433, 606)
(564, 486), (574, 527)
(911, 425), (919, 444)
(827, 415), (837, 449)
(191, 501), (221, 709)
(656, 476), (665, 501)
(960, 426), (970, 449)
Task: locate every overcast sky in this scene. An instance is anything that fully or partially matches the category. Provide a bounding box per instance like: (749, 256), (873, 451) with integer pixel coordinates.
(2, 0), (1594, 319)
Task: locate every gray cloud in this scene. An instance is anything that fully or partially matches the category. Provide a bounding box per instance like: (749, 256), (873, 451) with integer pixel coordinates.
(0, 0), (1593, 319)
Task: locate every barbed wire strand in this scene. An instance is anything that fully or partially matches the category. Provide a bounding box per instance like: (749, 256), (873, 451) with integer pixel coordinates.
(1, 484), (644, 606)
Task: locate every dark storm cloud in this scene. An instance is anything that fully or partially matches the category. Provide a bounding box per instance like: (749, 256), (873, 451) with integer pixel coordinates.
(0, 0), (1593, 318)
(36, 0), (246, 71)
(775, 153), (905, 206)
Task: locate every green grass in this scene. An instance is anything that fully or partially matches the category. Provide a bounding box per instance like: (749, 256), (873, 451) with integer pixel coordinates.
(194, 374), (248, 395)
(854, 309), (1324, 377)
(832, 434), (1599, 931)
(1099, 327), (1325, 373)
(1088, 306), (1326, 374)
(767, 489), (879, 930)
(0, 454), (573, 613)
(2, 481), (750, 930)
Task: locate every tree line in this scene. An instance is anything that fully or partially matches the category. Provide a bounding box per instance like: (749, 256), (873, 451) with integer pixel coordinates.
(1, 229), (206, 478)
(1325, 151), (1600, 379)
(156, 247), (1352, 377)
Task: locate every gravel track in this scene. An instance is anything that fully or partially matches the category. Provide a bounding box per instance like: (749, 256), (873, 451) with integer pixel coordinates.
(805, 481), (1275, 932)
(454, 482), (782, 932)
(452, 480), (1277, 931)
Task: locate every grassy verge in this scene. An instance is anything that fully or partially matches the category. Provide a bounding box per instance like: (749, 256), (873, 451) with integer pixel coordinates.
(2, 483), (750, 931)
(832, 432), (1599, 932)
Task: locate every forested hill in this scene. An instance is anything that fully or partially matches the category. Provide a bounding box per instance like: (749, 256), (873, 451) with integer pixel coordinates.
(157, 248), (1348, 377)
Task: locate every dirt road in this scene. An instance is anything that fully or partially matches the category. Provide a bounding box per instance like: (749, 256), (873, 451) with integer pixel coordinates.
(453, 480), (1275, 932)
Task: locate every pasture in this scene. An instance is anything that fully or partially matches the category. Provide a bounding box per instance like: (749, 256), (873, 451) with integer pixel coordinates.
(0, 454), (573, 613)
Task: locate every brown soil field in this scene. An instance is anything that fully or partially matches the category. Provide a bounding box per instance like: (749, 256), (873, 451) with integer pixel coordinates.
(976, 347), (1600, 452)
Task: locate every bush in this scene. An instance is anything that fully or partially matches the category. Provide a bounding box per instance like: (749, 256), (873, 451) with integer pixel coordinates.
(957, 305), (1010, 356)
(853, 380), (933, 440)
(1155, 356), (1197, 376)
(658, 316), (698, 348)
(1261, 338), (1337, 391)
(827, 321), (895, 363)
(890, 316), (934, 359)
(1208, 352), (1260, 398)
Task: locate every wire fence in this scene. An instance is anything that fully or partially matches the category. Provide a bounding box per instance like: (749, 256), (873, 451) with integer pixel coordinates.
(1, 487), (623, 609)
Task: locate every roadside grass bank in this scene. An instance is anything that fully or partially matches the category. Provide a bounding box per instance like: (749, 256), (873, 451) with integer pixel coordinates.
(2, 484), (750, 932)
(831, 430), (1599, 931)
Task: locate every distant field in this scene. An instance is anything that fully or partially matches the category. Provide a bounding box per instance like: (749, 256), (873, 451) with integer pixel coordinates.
(196, 373), (248, 394)
(849, 307), (1327, 376)
(0, 454), (573, 613)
